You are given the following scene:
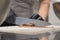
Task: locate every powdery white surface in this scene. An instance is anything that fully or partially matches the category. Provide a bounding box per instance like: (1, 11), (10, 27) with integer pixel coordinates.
(49, 0), (60, 25)
(51, 0), (60, 3)
(0, 26), (60, 35)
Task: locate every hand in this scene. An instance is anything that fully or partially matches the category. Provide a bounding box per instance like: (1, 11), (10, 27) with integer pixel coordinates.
(40, 36), (48, 40)
(39, 33), (50, 40)
(38, 0), (50, 20)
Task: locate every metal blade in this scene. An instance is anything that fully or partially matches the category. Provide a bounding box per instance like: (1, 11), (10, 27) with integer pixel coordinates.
(16, 17), (51, 26)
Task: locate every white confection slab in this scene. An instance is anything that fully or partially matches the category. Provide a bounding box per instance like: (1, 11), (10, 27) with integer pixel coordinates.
(0, 26), (60, 35)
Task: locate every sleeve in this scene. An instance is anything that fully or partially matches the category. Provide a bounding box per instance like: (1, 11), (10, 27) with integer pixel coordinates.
(29, 14), (44, 21)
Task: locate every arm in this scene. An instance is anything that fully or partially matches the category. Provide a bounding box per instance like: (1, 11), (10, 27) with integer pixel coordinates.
(38, 0), (50, 20)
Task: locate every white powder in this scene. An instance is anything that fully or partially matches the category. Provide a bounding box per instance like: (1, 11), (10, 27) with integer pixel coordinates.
(48, 0), (60, 25)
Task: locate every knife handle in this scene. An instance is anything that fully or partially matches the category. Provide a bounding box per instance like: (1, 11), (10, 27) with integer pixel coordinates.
(29, 14), (44, 21)
(29, 14), (40, 19)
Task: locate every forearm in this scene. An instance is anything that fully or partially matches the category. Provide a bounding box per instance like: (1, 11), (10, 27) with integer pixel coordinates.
(38, 0), (50, 20)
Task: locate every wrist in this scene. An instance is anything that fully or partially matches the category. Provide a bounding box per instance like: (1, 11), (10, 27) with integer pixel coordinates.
(40, 2), (50, 7)
(41, 1), (50, 6)
(43, 0), (50, 2)
(42, 0), (50, 4)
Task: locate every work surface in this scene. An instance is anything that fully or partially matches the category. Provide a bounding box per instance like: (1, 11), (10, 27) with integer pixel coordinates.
(0, 17), (60, 40)
(0, 25), (60, 40)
